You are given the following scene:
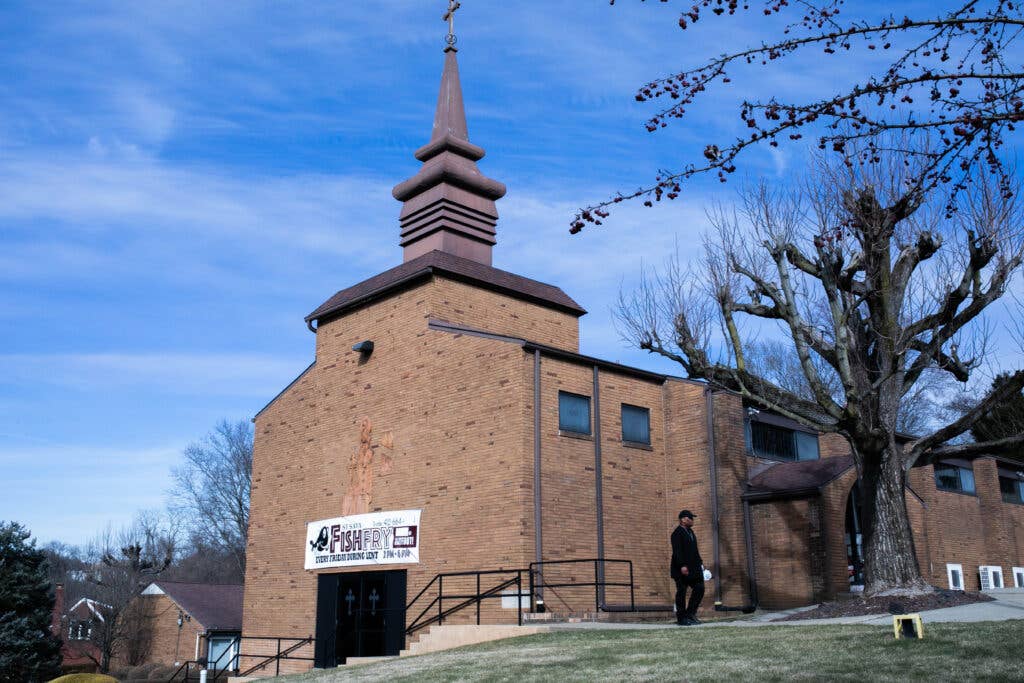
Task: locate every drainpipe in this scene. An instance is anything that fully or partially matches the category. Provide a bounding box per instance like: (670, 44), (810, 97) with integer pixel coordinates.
(593, 365), (606, 604)
(705, 388), (723, 604)
(533, 349), (544, 607)
(743, 499), (759, 607)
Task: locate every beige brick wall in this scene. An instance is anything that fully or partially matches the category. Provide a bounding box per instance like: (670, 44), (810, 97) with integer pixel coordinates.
(751, 499), (819, 608)
(243, 277), (561, 668)
(430, 276), (580, 351)
(908, 458), (1024, 591)
(112, 594), (206, 669)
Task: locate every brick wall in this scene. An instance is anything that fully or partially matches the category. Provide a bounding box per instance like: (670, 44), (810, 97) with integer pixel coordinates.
(111, 594), (205, 669)
(431, 276), (580, 351)
(908, 458), (1024, 591)
(750, 499), (818, 608)
(243, 276), (573, 672)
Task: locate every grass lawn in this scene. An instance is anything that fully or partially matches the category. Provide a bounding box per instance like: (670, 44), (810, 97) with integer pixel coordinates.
(279, 621), (1024, 682)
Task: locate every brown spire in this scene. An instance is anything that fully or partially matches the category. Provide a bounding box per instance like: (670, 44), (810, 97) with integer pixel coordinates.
(392, 47), (506, 265)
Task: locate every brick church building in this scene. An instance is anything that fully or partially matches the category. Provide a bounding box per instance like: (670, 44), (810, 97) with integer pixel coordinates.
(238, 42), (1024, 673)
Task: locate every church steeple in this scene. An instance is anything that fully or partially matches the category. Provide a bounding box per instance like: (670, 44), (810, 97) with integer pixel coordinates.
(392, 44), (506, 265)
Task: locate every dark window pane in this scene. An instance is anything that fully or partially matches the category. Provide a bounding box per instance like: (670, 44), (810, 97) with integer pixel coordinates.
(750, 422), (797, 461)
(935, 464), (975, 494)
(621, 404), (650, 444)
(558, 391), (591, 434)
(951, 569), (962, 589)
(1001, 476), (1022, 504)
(794, 431), (820, 461)
(935, 465), (960, 492)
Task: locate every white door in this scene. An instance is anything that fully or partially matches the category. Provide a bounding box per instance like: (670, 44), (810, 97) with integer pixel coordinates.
(207, 635), (239, 671)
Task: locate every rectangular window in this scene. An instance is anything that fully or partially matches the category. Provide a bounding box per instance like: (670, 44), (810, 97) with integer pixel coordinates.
(1000, 476), (1024, 504)
(1013, 567), (1024, 588)
(749, 421), (819, 462)
(558, 391), (591, 435)
(621, 404), (651, 445)
(947, 563), (964, 590)
(935, 463), (976, 494)
(980, 565), (1004, 590)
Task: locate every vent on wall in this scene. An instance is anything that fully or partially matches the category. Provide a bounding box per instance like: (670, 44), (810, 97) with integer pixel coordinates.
(946, 563), (964, 590)
(1013, 566), (1024, 588)
(979, 565), (1004, 591)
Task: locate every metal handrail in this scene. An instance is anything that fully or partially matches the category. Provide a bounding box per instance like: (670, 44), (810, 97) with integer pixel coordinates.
(405, 569), (526, 636)
(166, 660), (193, 683)
(529, 558), (635, 613)
(236, 635), (315, 678)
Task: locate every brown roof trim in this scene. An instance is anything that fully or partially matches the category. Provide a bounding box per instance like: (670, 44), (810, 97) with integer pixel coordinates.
(426, 318), (692, 385)
(306, 250), (586, 327)
(522, 341), (681, 384)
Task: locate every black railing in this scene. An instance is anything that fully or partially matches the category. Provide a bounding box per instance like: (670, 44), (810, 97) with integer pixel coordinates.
(529, 558), (635, 613)
(167, 635), (314, 681)
(167, 634), (242, 682)
(236, 635), (315, 678)
(405, 568), (527, 636)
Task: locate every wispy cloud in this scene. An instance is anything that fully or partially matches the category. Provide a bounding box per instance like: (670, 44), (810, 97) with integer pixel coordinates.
(0, 352), (306, 398)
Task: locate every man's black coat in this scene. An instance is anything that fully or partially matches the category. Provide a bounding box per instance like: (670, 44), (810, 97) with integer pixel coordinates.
(670, 524), (703, 581)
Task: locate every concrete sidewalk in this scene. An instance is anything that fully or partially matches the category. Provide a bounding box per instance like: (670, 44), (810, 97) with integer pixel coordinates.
(546, 589), (1024, 631)
(744, 588), (1024, 627)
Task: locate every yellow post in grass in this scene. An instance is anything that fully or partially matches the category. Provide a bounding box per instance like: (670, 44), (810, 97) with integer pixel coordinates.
(893, 613), (924, 639)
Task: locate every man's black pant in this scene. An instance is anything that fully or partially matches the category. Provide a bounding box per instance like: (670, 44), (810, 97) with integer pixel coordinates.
(674, 575), (704, 621)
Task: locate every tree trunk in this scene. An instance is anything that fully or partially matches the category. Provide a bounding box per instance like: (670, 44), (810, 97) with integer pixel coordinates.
(859, 444), (931, 596)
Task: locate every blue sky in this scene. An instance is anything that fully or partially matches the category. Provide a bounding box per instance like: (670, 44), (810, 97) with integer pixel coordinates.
(2, 1), (1018, 546)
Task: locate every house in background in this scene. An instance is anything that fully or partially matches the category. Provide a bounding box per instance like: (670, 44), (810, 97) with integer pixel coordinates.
(50, 584), (103, 673)
(115, 581), (243, 672)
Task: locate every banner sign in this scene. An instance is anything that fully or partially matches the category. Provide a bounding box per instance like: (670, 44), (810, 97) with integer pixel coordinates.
(305, 509), (421, 570)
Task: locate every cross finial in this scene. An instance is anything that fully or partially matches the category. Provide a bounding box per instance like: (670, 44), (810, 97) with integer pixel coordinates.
(443, 1), (460, 48)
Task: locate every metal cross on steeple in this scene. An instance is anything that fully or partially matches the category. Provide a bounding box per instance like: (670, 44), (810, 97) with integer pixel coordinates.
(443, 0), (461, 48)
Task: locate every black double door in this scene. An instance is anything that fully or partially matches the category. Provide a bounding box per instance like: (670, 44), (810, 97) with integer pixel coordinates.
(315, 570), (407, 667)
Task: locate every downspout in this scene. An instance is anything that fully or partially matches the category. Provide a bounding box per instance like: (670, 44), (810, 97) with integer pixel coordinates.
(743, 499), (759, 607)
(705, 388), (723, 605)
(593, 365), (606, 605)
(533, 349), (544, 607)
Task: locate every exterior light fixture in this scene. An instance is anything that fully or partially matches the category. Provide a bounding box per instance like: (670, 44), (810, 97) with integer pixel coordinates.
(352, 340), (374, 355)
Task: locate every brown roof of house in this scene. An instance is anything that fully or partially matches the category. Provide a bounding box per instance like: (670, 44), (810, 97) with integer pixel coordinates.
(153, 582), (243, 632)
(306, 250), (586, 325)
(745, 455), (854, 500)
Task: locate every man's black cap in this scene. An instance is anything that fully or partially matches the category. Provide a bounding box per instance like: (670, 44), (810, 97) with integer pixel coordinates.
(678, 509), (697, 519)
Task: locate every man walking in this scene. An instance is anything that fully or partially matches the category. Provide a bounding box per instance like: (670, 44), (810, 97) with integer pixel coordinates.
(670, 509), (705, 625)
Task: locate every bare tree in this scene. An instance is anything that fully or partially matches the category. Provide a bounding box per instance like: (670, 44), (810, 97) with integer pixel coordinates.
(574, 0), (1024, 230)
(83, 512), (176, 671)
(743, 339), (955, 435)
(169, 420), (253, 579)
(617, 150), (1024, 595)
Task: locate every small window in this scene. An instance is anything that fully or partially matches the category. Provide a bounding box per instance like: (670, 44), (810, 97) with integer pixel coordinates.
(748, 421), (819, 462)
(1000, 476), (1024, 504)
(558, 391), (591, 435)
(980, 565), (1004, 590)
(947, 563), (964, 590)
(935, 463), (976, 494)
(621, 404), (651, 444)
(1013, 567), (1024, 588)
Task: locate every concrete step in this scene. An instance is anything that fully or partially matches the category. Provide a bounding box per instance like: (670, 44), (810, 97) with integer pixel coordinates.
(400, 624), (551, 657)
(345, 656), (398, 666)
